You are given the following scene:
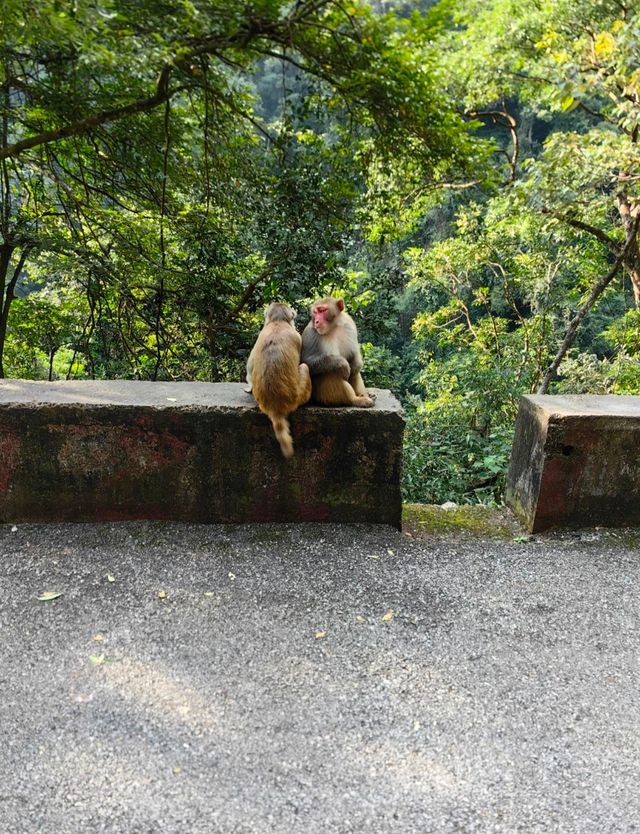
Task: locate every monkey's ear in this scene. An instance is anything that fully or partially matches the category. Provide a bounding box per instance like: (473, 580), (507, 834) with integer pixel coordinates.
(336, 298), (345, 312)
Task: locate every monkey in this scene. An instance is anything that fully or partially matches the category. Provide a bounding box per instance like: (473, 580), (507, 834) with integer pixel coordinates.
(246, 302), (312, 458)
(300, 297), (374, 408)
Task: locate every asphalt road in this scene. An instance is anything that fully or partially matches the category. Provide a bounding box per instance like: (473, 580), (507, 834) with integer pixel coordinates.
(1, 520), (639, 834)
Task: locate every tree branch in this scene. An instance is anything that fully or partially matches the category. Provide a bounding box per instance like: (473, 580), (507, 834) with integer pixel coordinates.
(468, 108), (519, 183)
(0, 66), (173, 161)
(0, 4), (350, 163)
(537, 213), (640, 394)
(543, 209), (621, 255)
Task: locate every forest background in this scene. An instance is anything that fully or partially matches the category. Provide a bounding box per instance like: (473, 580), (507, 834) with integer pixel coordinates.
(1, 0), (639, 504)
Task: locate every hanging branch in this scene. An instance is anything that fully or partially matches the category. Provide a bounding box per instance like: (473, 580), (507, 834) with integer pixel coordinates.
(152, 95), (171, 381)
(537, 213), (640, 394)
(202, 58), (212, 215)
(1, 87), (11, 232)
(0, 4), (354, 163)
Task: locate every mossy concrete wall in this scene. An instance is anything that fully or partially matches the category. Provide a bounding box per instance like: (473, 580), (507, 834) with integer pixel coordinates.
(0, 380), (404, 527)
(505, 394), (640, 532)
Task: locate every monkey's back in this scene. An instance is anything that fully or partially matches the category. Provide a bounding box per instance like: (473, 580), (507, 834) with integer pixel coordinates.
(251, 322), (304, 415)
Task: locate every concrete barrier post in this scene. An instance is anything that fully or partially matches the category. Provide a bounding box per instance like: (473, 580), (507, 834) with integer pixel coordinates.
(0, 380), (404, 527)
(505, 394), (640, 532)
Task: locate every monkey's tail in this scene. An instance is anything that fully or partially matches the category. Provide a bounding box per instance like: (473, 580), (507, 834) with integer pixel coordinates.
(269, 414), (294, 458)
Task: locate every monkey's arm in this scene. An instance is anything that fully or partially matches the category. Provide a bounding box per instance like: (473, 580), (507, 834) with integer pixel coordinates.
(348, 349), (363, 375)
(343, 318), (364, 374)
(245, 346), (256, 393)
(301, 329), (350, 378)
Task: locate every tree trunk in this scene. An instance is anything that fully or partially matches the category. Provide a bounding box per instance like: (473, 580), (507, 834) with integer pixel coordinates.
(0, 244), (30, 378)
(617, 192), (640, 307)
(0, 244), (15, 378)
(629, 264), (640, 307)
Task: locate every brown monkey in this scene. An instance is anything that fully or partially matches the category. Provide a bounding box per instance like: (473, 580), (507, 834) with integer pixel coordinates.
(246, 302), (312, 458)
(300, 297), (374, 408)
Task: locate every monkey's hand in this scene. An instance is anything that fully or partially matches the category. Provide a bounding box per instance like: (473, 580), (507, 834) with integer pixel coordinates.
(306, 354), (351, 379)
(331, 357), (351, 380)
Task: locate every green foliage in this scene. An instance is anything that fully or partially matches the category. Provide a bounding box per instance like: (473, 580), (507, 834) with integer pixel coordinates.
(602, 310), (640, 357)
(394, 0), (640, 505)
(403, 396), (514, 505)
(2, 0), (639, 508)
(5, 287), (87, 379)
(360, 342), (404, 392)
(1, 0), (474, 380)
(555, 351), (640, 395)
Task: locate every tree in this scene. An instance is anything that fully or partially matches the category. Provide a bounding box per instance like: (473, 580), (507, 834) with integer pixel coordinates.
(373, 0), (640, 502)
(1, 0), (472, 378)
(6, 285), (86, 379)
(438, 0), (640, 385)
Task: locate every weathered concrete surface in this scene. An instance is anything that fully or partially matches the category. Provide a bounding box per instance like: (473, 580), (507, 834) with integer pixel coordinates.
(1, 518), (640, 834)
(0, 380), (404, 526)
(505, 394), (640, 532)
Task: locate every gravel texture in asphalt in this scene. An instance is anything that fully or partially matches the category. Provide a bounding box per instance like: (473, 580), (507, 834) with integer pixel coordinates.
(1, 520), (639, 834)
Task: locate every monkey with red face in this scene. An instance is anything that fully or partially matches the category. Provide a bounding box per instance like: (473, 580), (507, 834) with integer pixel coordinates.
(301, 297), (374, 408)
(246, 302), (312, 457)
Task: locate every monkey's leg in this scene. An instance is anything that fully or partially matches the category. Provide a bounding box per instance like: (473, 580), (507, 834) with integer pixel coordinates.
(314, 374), (374, 408)
(297, 363), (312, 407)
(349, 371), (377, 402)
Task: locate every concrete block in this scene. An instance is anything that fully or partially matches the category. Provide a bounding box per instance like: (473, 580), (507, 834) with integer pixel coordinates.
(505, 394), (640, 532)
(0, 380), (404, 526)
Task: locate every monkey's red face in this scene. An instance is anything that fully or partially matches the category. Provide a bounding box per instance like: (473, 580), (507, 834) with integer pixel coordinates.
(312, 304), (331, 334)
(310, 297), (344, 334)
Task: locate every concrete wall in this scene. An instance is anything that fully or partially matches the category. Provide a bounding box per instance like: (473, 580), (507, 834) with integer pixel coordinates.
(0, 380), (404, 527)
(505, 394), (640, 532)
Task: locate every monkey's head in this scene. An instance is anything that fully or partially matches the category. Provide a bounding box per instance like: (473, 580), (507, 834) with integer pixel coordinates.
(264, 302), (296, 326)
(310, 297), (344, 335)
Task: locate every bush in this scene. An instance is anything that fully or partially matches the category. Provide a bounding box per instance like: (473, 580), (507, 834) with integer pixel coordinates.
(554, 351), (640, 395)
(402, 395), (514, 505)
(360, 342), (404, 392)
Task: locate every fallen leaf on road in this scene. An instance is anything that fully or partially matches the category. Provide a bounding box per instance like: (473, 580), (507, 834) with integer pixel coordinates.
(387, 549), (395, 556)
(381, 609), (395, 622)
(366, 554), (379, 560)
(355, 615), (366, 623)
(157, 590), (167, 599)
(37, 591), (63, 601)
(106, 574), (116, 583)
(93, 634), (105, 642)
(314, 631), (327, 639)
(228, 572), (236, 581)
(89, 654), (106, 665)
